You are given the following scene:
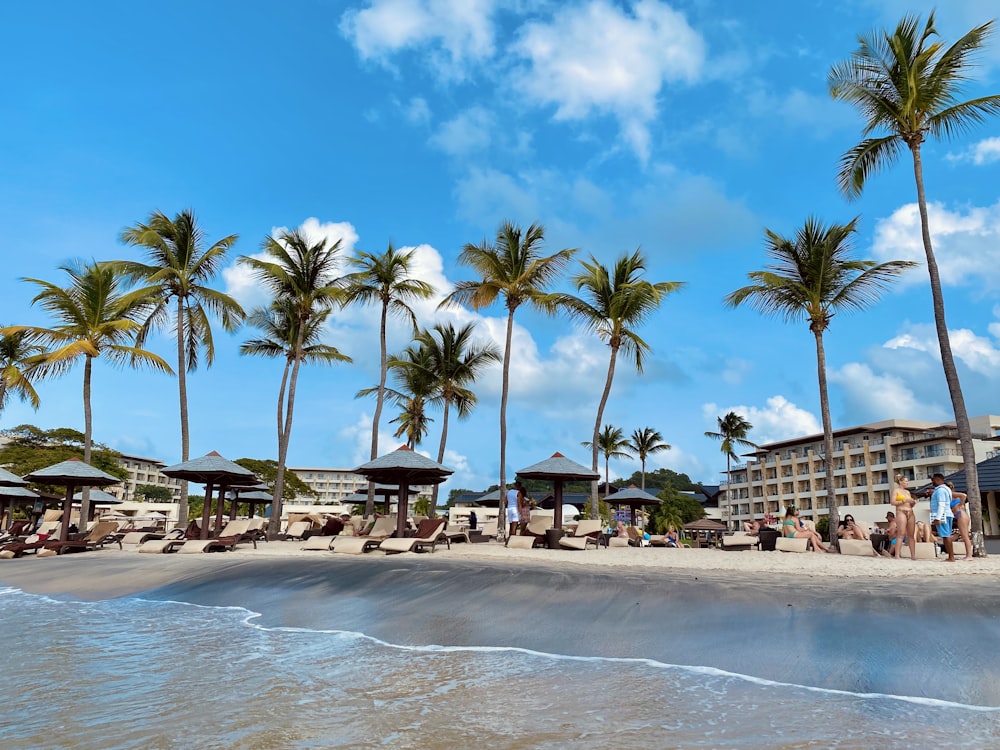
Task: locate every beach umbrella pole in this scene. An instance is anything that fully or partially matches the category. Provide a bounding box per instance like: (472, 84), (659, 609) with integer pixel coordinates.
(60, 483), (75, 542)
(201, 483), (214, 540)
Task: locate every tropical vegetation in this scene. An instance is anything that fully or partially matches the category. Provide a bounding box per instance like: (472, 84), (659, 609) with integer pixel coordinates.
(704, 411), (757, 530)
(830, 12), (1000, 553)
(725, 217), (916, 538)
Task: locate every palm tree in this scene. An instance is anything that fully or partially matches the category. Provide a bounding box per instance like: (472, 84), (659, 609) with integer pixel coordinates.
(581, 424), (632, 501)
(704, 412), (757, 531)
(416, 322), (501, 516)
(238, 229), (344, 536)
(0, 261), (171, 525)
(342, 244), (434, 518)
(118, 209), (244, 528)
(442, 222), (576, 534)
(551, 250), (682, 517)
(0, 329), (45, 415)
(384, 344), (438, 450)
(829, 13), (1000, 553)
(725, 217), (916, 537)
(629, 427), (671, 492)
(240, 300), (351, 514)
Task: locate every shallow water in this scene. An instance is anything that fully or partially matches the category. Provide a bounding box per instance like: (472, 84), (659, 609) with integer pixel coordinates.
(1, 585), (998, 749)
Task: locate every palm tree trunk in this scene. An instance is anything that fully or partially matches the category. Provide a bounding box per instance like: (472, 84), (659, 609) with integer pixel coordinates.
(814, 328), (838, 542)
(640, 457), (646, 492)
(270, 328), (304, 537)
(498, 307), (515, 538)
(266, 360), (291, 537)
(366, 302), (389, 519)
(725, 453), (731, 531)
(176, 296), (190, 529)
(80, 355), (93, 531)
(591, 346), (619, 517)
(911, 145), (985, 556)
(430, 400), (451, 520)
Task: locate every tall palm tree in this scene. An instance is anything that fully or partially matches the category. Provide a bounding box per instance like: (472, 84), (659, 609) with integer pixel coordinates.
(118, 209), (244, 528)
(704, 412), (757, 531)
(240, 299), (351, 508)
(629, 427), (671, 492)
(239, 229), (344, 536)
(725, 217), (916, 537)
(342, 244), (434, 517)
(384, 344), (438, 450)
(0, 261), (171, 525)
(551, 250), (682, 517)
(416, 322), (501, 516)
(581, 424), (632, 501)
(0, 329), (45, 415)
(829, 13), (1000, 553)
(442, 222), (576, 534)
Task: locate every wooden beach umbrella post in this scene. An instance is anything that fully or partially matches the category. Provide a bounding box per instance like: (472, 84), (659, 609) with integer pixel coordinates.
(606, 486), (662, 529)
(354, 446), (453, 539)
(23, 458), (120, 542)
(516, 452), (600, 531)
(161, 452), (258, 539)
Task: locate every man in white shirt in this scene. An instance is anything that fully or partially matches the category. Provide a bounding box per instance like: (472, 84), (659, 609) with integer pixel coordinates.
(505, 482), (525, 541)
(929, 473), (955, 563)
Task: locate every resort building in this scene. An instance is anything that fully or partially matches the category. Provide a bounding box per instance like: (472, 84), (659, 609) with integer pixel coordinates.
(720, 415), (1000, 530)
(289, 467), (432, 504)
(109, 453), (184, 503)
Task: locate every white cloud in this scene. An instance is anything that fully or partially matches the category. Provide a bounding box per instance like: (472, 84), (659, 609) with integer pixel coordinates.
(511, 0), (705, 160)
(429, 107), (494, 157)
(829, 362), (950, 423)
(870, 200), (1000, 290)
(403, 96), (432, 125)
(340, 0), (497, 79)
(948, 136), (1000, 165)
(884, 323), (1000, 376)
(703, 396), (820, 446)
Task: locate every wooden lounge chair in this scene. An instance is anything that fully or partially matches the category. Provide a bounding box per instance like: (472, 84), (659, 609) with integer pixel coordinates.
(41, 521), (122, 555)
(558, 520), (603, 550)
(721, 532), (757, 551)
(379, 519), (448, 554)
(301, 535), (335, 551)
(329, 535), (384, 554)
(519, 519), (551, 547)
(838, 539), (875, 557)
(282, 520), (312, 541)
(359, 516), (397, 540)
(625, 527), (647, 547)
(175, 520), (254, 553)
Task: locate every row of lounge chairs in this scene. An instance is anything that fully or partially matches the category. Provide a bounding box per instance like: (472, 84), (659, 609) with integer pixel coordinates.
(300, 518), (450, 555)
(0, 520), (123, 559)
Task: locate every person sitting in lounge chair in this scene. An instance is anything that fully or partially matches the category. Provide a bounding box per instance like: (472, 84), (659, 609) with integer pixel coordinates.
(837, 514), (868, 541)
(782, 507), (831, 553)
(665, 526), (679, 547)
(743, 518), (761, 535)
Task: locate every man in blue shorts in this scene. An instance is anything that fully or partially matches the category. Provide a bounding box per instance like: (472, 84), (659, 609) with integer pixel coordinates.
(930, 473), (955, 562)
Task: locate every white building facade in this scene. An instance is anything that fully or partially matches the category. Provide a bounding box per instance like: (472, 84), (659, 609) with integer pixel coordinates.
(720, 415), (1000, 529)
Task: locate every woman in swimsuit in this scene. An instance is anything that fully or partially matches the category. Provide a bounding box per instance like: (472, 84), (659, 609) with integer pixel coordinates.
(892, 475), (916, 560)
(947, 482), (973, 560)
(782, 507), (830, 553)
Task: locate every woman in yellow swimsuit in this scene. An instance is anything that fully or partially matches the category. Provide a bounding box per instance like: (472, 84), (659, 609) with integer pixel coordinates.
(892, 475), (916, 560)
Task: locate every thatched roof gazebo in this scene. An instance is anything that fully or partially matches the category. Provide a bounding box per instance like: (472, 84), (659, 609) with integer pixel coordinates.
(23, 459), (120, 541)
(516, 452), (599, 530)
(162, 452), (258, 539)
(607, 485), (662, 526)
(354, 447), (453, 538)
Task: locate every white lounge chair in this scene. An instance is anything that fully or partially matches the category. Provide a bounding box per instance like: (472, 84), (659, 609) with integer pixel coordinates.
(379, 519), (448, 554)
(558, 520), (603, 550)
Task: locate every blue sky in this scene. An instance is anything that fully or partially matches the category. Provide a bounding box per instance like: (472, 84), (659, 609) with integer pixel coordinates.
(2, 0), (999, 495)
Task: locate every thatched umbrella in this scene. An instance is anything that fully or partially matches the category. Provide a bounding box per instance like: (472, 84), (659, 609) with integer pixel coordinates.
(606, 485), (662, 527)
(73, 488), (123, 509)
(0, 484), (41, 531)
(354, 447), (453, 538)
(23, 459), (120, 541)
(516, 452), (599, 530)
(0, 468), (30, 529)
(226, 486), (273, 520)
(161, 452), (258, 539)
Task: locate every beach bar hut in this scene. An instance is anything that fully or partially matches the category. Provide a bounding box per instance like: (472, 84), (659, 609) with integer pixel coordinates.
(516, 452), (599, 531)
(354, 447), (453, 539)
(161, 452), (258, 539)
(23, 459), (120, 542)
(606, 486), (662, 528)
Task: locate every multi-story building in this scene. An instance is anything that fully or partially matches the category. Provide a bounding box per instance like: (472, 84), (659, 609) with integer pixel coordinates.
(110, 453), (184, 502)
(289, 467), (432, 504)
(720, 415), (1000, 529)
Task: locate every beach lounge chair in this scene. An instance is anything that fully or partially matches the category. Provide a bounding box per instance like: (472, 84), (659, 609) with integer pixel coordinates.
(300, 535), (336, 551)
(471, 518), (497, 542)
(775, 537), (809, 553)
(558, 520), (603, 550)
(282, 520), (312, 541)
(519, 519), (551, 547)
(838, 539), (876, 557)
(900, 542), (937, 560)
(379, 518), (448, 554)
(625, 527), (648, 547)
(329, 535), (384, 554)
(175, 520), (255, 554)
(361, 516), (397, 540)
(0, 520), (31, 544)
(721, 532), (757, 551)
(41, 521), (122, 555)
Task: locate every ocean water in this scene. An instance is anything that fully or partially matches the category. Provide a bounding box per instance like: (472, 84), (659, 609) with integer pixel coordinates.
(1, 583), (998, 749)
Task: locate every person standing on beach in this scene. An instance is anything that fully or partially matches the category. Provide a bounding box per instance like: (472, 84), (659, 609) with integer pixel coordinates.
(930, 473), (956, 563)
(892, 475), (917, 560)
(947, 482), (973, 561)
(506, 481), (525, 539)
